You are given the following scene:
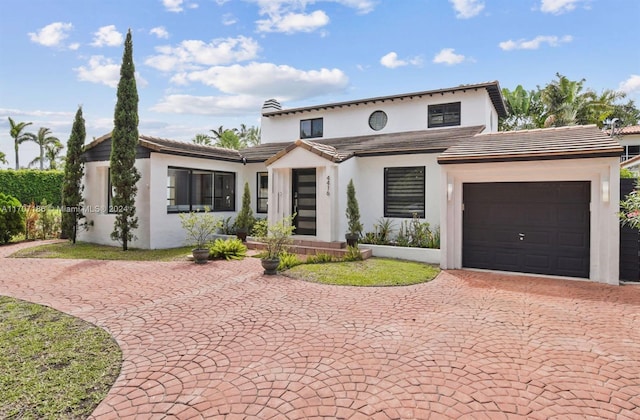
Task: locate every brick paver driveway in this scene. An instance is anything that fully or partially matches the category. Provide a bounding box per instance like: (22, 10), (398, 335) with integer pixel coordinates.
(1, 241), (639, 419)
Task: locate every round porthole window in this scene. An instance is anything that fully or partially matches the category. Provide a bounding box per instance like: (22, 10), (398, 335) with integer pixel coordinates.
(368, 110), (388, 131)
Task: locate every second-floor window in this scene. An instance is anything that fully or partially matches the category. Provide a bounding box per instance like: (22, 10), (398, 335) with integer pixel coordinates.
(300, 118), (323, 139)
(428, 102), (461, 128)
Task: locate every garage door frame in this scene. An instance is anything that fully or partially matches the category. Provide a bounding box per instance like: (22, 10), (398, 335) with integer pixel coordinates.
(462, 181), (591, 278)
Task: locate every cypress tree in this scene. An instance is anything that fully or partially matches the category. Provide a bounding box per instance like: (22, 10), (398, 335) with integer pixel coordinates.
(61, 106), (86, 242)
(110, 29), (141, 251)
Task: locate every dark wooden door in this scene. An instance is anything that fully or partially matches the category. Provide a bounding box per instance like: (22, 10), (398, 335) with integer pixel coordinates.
(463, 182), (591, 278)
(292, 169), (317, 235)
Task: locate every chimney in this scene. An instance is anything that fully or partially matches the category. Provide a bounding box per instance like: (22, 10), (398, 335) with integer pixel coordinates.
(262, 99), (282, 112)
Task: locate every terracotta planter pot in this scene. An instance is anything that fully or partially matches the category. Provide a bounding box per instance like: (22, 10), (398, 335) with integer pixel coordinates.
(192, 248), (210, 264)
(261, 258), (280, 275)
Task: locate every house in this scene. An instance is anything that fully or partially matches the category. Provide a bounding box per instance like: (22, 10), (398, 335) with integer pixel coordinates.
(80, 80), (623, 284)
(618, 125), (640, 174)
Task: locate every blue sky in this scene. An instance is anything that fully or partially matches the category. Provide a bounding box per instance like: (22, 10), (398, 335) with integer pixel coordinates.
(1, 0), (639, 168)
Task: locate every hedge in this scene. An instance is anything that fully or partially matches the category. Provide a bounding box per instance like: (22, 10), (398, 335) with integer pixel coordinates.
(0, 170), (64, 206)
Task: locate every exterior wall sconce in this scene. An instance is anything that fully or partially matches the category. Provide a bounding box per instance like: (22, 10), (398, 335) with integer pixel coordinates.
(602, 179), (610, 203)
(447, 182), (454, 201)
(326, 176), (330, 196)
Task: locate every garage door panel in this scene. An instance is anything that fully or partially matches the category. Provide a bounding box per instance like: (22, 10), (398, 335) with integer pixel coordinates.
(558, 231), (588, 247)
(463, 182), (590, 278)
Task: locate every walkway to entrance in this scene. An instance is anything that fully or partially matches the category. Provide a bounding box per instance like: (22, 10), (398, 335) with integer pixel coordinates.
(1, 242), (639, 418)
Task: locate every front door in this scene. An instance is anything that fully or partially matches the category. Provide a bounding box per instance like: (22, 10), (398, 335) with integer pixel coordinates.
(292, 169), (317, 235)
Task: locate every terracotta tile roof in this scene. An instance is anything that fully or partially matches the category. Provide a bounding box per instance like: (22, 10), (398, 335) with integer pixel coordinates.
(438, 125), (623, 164)
(262, 81), (508, 118)
(85, 133), (243, 161)
(617, 125), (640, 135)
(242, 125), (486, 163)
(139, 135), (242, 161)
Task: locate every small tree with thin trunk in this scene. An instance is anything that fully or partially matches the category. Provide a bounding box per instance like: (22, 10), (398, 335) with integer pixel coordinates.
(110, 29), (141, 251)
(61, 106), (86, 242)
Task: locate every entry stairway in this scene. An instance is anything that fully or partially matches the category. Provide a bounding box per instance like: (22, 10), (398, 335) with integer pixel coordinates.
(246, 238), (372, 260)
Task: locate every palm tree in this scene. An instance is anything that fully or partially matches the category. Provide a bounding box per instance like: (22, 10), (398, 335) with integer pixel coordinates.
(8, 117), (33, 169)
(30, 139), (64, 170)
(192, 133), (213, 145)
(215, 129), (246, 150)
(0, 150), (7, 165)
(25, 127), (60, 170)
(541, 73), (591, 127)
(44, 140), (64, 170)
(239, 124), (261, 146)
(500, 85), (544, 131)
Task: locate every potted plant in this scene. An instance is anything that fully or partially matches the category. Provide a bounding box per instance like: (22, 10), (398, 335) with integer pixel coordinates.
(345, 179), (363, 247)
(256, 215), (295, 275)
(235, 181), (254, 242)
(179, 207), (221, 264)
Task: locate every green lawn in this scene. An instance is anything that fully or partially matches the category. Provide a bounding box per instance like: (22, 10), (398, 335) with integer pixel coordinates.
(0, 296), (121, 419)
(285, 257), (440, 286)
(10, 241), (192, 261)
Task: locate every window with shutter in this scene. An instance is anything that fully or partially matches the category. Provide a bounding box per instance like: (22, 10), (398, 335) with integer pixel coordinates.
(384, 166), (425, 218)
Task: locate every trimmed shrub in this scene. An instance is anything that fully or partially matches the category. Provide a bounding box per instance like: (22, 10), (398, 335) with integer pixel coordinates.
(278, 251), (302, 270)
(306, 253), (333, 264)
(0, 169), (64, 206)
(209, 238), (247, 260)
(0, 193), (25, 243)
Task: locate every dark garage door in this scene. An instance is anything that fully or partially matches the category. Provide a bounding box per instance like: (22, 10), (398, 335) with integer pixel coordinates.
(463, 182), (590, 278)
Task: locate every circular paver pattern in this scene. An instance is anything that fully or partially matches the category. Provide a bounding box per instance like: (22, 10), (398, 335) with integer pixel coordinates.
(1, 241), (639, 419)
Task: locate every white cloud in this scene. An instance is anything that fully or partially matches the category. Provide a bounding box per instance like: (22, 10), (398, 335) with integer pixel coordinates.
(28, 22), (73, 47)
(162, 0), (184, 12)
(0, 108), (74, 118)
(173, 62), (349, 101)
(620, 75), (640, 94)
(249, 0), (375, 33)
(257, 10), (330, 33)
(151, 94), (261, 115)
(380, 52), (422, 69)
(91, 25), (124, 47)
(499, 35), (573, 51)
(222, 13), (237, 25)
(539, 0), (584, 14)
(74, 56), (121, 87)
(433, 48), (465, 65)
(69, 43), (80, 51)
(145, 36), (260, 72)
(449, 0), (484, 19)
(75, 56), (148, 88)
(150, 26), (170, 39)
(332, 0), (377, 14)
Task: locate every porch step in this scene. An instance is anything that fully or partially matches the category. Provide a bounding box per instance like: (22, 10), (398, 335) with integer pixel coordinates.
(246, 239), (372, 260)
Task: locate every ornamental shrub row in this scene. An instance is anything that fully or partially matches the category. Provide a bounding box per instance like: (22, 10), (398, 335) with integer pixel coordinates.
(0, 169), (64, 206)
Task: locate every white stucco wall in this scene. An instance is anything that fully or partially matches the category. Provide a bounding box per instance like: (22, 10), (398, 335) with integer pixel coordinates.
(80, 154), (269, 249)
(147, 154), (266, 249)
(261, 89), (494, 143)
(79, 158), (151, 248)
(267, 148), (339, 242)
(440, 157), (621, 284)
(356, 153), (442, 235)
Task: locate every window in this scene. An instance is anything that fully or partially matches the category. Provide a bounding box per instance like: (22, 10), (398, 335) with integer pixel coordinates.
(369, 110), (388, 131)
(622, 145), (640, 162)
(214, 172), (235, 211)
(300, 118), (323, 139)
(384, 166), (425, 218)
(428, 102), (461, 128)
(257, 172), (268, 213)
(167, 167), (235, 212)
(107, 168), (115, 213)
